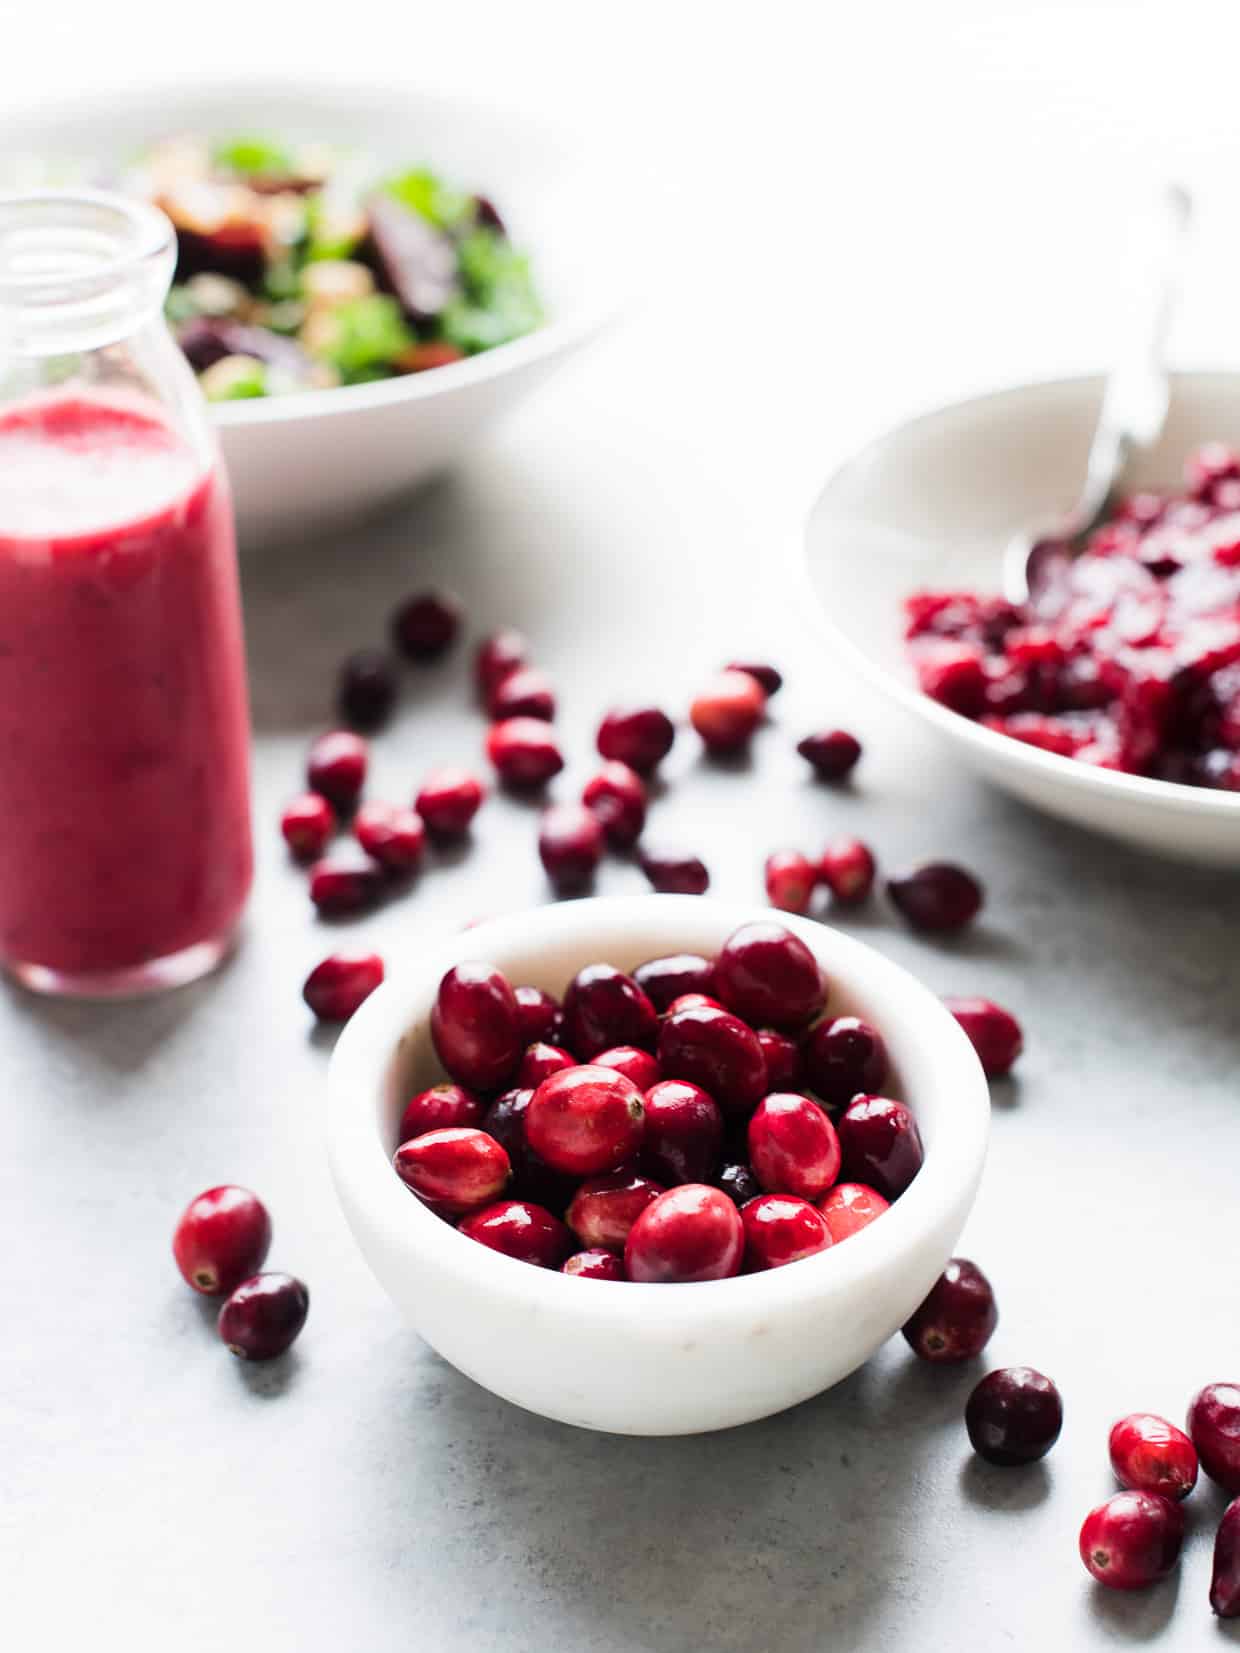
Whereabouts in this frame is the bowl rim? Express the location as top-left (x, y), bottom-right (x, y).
top-left (797, 366), bottom-right (1240, 821)
top-left (327, 895), bottom-right (990, 1328)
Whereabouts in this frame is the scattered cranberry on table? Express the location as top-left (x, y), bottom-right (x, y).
top-left (817, 1181), bottom-right (889, 1243)
top-left (637, 844), bottom-right (710, 894)
top-left (566, 1173), bottom-right (663, 1250)
top-left (596, 705), bottom-right (675, 774)
top-left (1079, 1490), bottom-right (1185, 1591)
top-left (562, 963), bottom-right (659, 1058)
top-left (748, 1093), bottom-right (841, 1202)
top-left (488, 664), bottom-right (555, 722)
top-left (803, 1016), bottom-right (888, 1111)
top-left (640, 1078), bottom-right (724, 1185)
top-left (1108, 1413), bottom-right (1198, 1500)
top-left (415, 767), bottom-right (485, 837)
top-left (581, 762), bottom-right (647, 847)
top-left (525, 1065), bottom-right (645, 1176)
top-left (217, 1272), bottom-right (309, 1361)
top-left (837, 1095), bottom-right (924, 1200)
top-left (281, 792), bottom-right (335, 861)
top-left (902, 1258), bottom-right (998, 1362)
top-left (393, 1126), bottom-right (511, 1214)
top-left (797, 728), bottom-right (862, 781)
top-left (887, 861), bottom-right (984, 933)
top-left (945, 996), bottom-right (1023, 1077)
top-left (398, 1082), bottom-right (483, 1141)
top-left (302, 950), bottom-right (385, 1021)
top-left (457, 1199), bottom-right (573, 1268)
top-left (965, 1366), bottom-right (1063, 1465)
top-left (1212, 1499), bottom-right (1240, 1618)
top-left (764, 850), bottom-right (816, 915)
top-left (306, 729), bottom-right (367, 812)
top-left (430, 962), bottom-right (523, 1091)
top-left (337, 649), bottom-right (398, 731)
top-left (173, 1185), bottom-right (272, 1296)
top-left (538, 802), bottom-right (604, 895)
top-left (391, 589), bottom-right (461, 661)
top-left (486, 717), bottom-right (565, 788)
top-left (691, 669), bottom-right (767, 753)
top-left (308, 848), bottom-right (386, 916)
top-left (741, 1192), bottom-right (832, 1271)
top-left (1188, 1382), bottom-right (1240, 1493)
top-left (352, 802), bottom-right (426, 876)
top-left (818, 836), bottom-right (876, 905)
top-left (625, 1184), bottom-right (745, 1283)
top-left (726, 660), bottom-right (782, 697)
top-left (562, 1248), bottom-right (626, 1281)
top-left (475, 627), bottom-right (528, 697)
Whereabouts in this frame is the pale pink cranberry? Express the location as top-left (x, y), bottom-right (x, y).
top-left (562, 1249), bottom-right (626, 1281)
top-left (475, 628), bottom-right (528, 696)
top-left (713, 920), bottom-right (824, 1031)
top-left (658, 1002), bottom-right (768, 1114)
top-left (430, 962), bottom-right (522, 1091)
top-left (797, 729), bottom-right (861, 780)
top-left (747, 1093), bottom-right (841, 1201)
top-left (513, 985), bottom-right (560, 1044)
top-left (755, 1028), bottom-right (802, 1091)
top-left (489, 665), bottom-right (555, 722)
top-left (596, 706), bottom-right (675, 774)
top-left (818, 836), bottom-right (876, 904)
top-left (526, 1066), bottom-right (645, 1176)
top-left (307, 729), bottom-right (367, 812)
top-left (1079, 1491), bottom-right (1184, 1590)
top-left (593, 1046), bottom-right (661, 1089)
top-left (308, 849), bottom-right (385, 916)
top-left (817, 1182), bottom-right (889, 1243)
top-left (582, 762), bottom-right (647, 847)
top-left (902, 1259), bottom-right (998, 1362)
top-left (632, 953), bottom-right (716, 1011)
top-left (217, 1273), bottom-right (309, 1361)
top-left (415, 768), bottom-right (485, 836)
top-left (538, 803), bottom-right (604, 894)
top-left (638, 845), bottom-right (710, 894)
top-left (302, 951), bottom-right (385, 1021)
top-left (172, 1186), bottom-right (271, 1296)
top-left (281, 793), bottom-right (335, 860)
top-left (517, 1042), bottom-right (576, 1087)
top-left (566, 1173), bottom-right (663, 1250)
top-left (391, 589), bottom-right (461, 660)
top-left (487, 717), bottom-right (565, 788)
top-left (562, 964), bottom-right (659, 1058)
top-left (741, 1193), bottom-right (832, 1271)
top-left (1109, 1415), bottom-right (1198, 1501)
top-left (393, 1127), bottom-right (511, 1213)
top-left (397, 1083), bottom-right (483, 1142)
top-left (640, 1079), bottom-right (724, 1185)
top-left (764, 850), bottom-right (816, 914)
top-left (353, 802), bottom-right (426, 875)
top-left (458, 1200), bottom-right (573, 1269)
top-left (625, 1184), bottom-right (744, 1283)
top-left (691, 669), bottom-right (766, 752)
top-left (945, 997), bottom-right (1023, 1076)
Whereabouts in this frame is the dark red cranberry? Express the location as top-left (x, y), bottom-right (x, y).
top-left (665, 992), bottom-right (724, 1014)
top-left (741, 1193), bottom-right (832, 1271)
top-left (726, 660), bottom-right (782, 697)
top-left (640, 1079), bottom-right (724, 1185)
top-left (625, 1184), bottom-right (744, 1283)
top-left (430, 962), bottom-right (522, 1091)
top-left (714, 920), bottom-right (824, 1031)
top-left (764, 851), bottom-right (816, 915)
top-left (888, 862), bottom-right (983, 932)
top-left (526, 1065), bottom-right (645, 1176)
top-left (487, 717), bottom-right (564, 788)
top-left (596, 706), bottom-right (675, 774)
top-left (302, 951), bottom-right (384, 1020)
top-left (748, 1093), bottom-right (841, 1201)
top-left (172, 1185), bottom-right (271, 1296)
top-left (798, 729), bottom-right (862, 780)
top-left (391, 589), bottom-right (461, 660)
top-left (818, 836), bottom-right (876, 904)
top-left (817, 1181), bottom-right (889, 1243)
top-left (353, 802), bottom-right (426, 875)
top-left (755, 1028), bottom-right (802, 1091)
top-left (915, 641), bottom-right (987, 716)
top-left (1211, 1498), bottom-right (1240, 1617)
top-left (1109, 1414), bottom-right (1198, 1500)
top-left (637, 845), bottom-right (710, 894)
top-left (562, 1248), bottom-right (626, 1281)
top-left (488, 665), bottom-right (555, 722)
top-left (717, 1162), bottom-right (762, 1207)
top-left (458, 1200), bottom-right (573, 1269)
top-left (397, 1083), bottom-right (483, 1142)
top-left (633, 953), bottom-right (717, 1011)
top-left (474, 628), bottom-right (528, 696)
top-left (1188, 1383), bottom-right (1240, 1493)
top-left (309, 848), bottom-right (386, 915)
top-left (307, 729), bottom-right (367, 812)
top-left (415, 767), bottom-right (485, 836)
top-left (593, 1046), bottom-right (661, 1089)
top-left (581, 762), bottom-right (647, 847)
top-left (281, 792), bottom-right (335, 860)
top-left (538, 803), bottom-right (604, 895)
top-left (837, 1096), bottom-right (924, 1200)
top-left (803, 1016), bottom-right (888, 1110)
top-left (393, 1126), bottom-right (510, 1213)
top-left (658, 1003), bottom-right (768, 1115)
top-left (217, 1272), bottom-right (309, 1361)
top-left (512, 985), bottom-right (560, 1044)
top-left (337, 649), bottom-right (398, 731)
top-left (1079, 1491), bottom-right (1184, 1590)
top-left (966, 1367), bottom-right (1063, 1465)
top-left (945, 997), bottom-right (1023, 1077)
top-left (691, 669), bottom-right (766, 752)
top-left (481, 1087), bottom-right (576, 1213)
top-left (902, 1258), bottom-right (998, 1362)
top-left (566, 1173), bottom-right (663, 1249)
top-left (562, 964), bottom-right (659, 1058)
top-left (517, 1042), bottom-right (576, 1087)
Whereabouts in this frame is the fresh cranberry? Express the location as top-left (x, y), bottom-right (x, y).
top-left (353, 802), bottom-right (426, 875)
top-left (837, 1096), bottom-right (924, 1200)
top-left (741, 1193), bottom-right (832, 1271)
top-left (755, 1028), bottom-right (802, 1091)
top-left (393, 1126), bottom-right (511, 1213)
top-left (302, 951), bottom-right (384, 1021)
top-left (726, 660), bottom-right (782, 697)
top-left (581, 762), bottom-right (647, 847)
top-left (691, 669), bottom-right (766, 753)
top-left (596, 706), bottom-right (675, 774)
top-left (430, 962), bottom-right (522, 1091)
top-left (488, 665), bottom-right (555, 722)
top-left (714, 920), bottom-right (824, 1031)
top-left (902, 1259), bottom-right (998, 1362)
top-left (638, 845), bottom-right (710, 894)
top-left (797, 729), bottom-right (862, 780)
top-left (562, 964), bottom-right (659, 1058)
top-left (458, 1200), bottom-right (573, 1268)
top-left (658, 1002), bottom-right (768, 1114)
top-left (415, 767), bottom-right (485, 836)
top-left (593, 1046), bottom-right (661, 1089)
top-left (966, 1367), bottom-right (1063, 1465)
top-left (1109, 1414), bottom-right (1198, 1500)
top-left (915, 641), bottom-right (988, 716)
top-left (1186, 441), bottom-right (1240, 500)
top-left (818, 836), bottom-right (876, 905)
top-left (562, 1249), bottom-right (626, 1281)
top-left (391, 589), bottom-right (461, 660)
top-left (802, 1016), bottom-right (888, 1110)
top-left (487, 717), bottom-right (564, 788)
top-left (538, 803), bottom-right (604, 894)
top-left (665, 992), bottom-right (725, 1014)
top-left (474, 628), bottom-right (528, 697)
top-left (640, 1079), bottom-right (724, 1184)
top-left (482, 1088), bottom-right (576, 1213)
top-left (1212, 1499), bottom-right (1240, 1617)
top-left (526, 1065), bottom-right (645, 1176)
top-left (306, 729), bottom-right (367, 812)
top-left (566, 1173), bottom-right (663, 1249)
top-left (625, 1184), bottom-right (744, 1283)
top-left (747, 1093), bottom-right (841, 1201)
top-left (945, 997), bottom-right (1023, 1077)
top-left (817, 1181), bottom-right (889, 1243)
top-left (1188, 1383), bottom-right (1240, 1493)
top-left (337, 649), bottom-right (398, 731)
top-left (517, 1042), bottom-right (576, 1087)
top-left (513, 985), bottom-right (560, 1044)
top-left (397, 1083), bottom-right (483, 1142)
top-left (1079, 1491), bottom-right (1184, 1590)
top-left (309, 848), bottom-right (385, 916)
top-left (217, 1273), bottom-right (309, 1361)
top-left (172, 1185), bottom-right (272, 1296)
top-left (764, 851), bottom-right (816, 915)
top-left (716, 1162), bottom-right (762, 1207)
top-left (888, 862), bottom-right (984, 932)
top-left (281, 792), bottom-right (335, 861)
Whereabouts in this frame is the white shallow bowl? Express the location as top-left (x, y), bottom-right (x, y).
top-left (802, 370), bottom-right (1240, 865)
top-left (0, 79), bottom-right (621, 549)
top-left (328, 896), bottom-right (989, 1436)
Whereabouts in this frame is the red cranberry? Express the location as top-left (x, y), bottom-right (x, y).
top-left (307, 729), bottom-right (367, 812)
top-left (538, 803), bottom-right (604, 895)
top-left (488, 665), bottom-right (555, 722)
top-left (966, 1367), bottom-right (1063, 1465)
top-left (353, 802), bottom-right (426, 875)
top-left (817, 1181), bottom-right (889, 1243)
top-left (562, 964), bottom-right (659, 1058)
top-left (526, 1065), bottom-right (645, 1176)
top-left (475, 628), bottom-right (528, 696)
top-left (172, 1185), bottom-right (272, 1296)
top-left (666, 992), bottom-right (724, 1014)
top-left (1212, 1498), bottom-right (1240, 1617)
top-left (393, 1126), bottom-right (510, 1213)
top-left (391, 589), bottom-right (461, 660)
top-left (837, 1096), bottom-right (924, 1200)
top-left (430, 962), bottom-right (522, 1091)
top-left (593, 1045), bottom-right (661, 1089)
top-left (1109, 1414), bottom-right (1198, 1500)
top-left (902, 1258), bottom-right (998, 1362)
top-left (748, 1093), bottom-right (841, 1201)
top-left (487, 717), bottom-right (564, 788)
top-left (337, 649), bottom-right (398, 731)
top-left (717, 1162), bottom-right (762, 1207)
top-left (217, 1272), bottom-right (309, 1361)
top-left (658, 1003), bottom-right (768, 1115)
top-left (915, 641), bottom-right (988, 716)
top-left (818, 836), bottom-right (876, 904)
top-left (597, 706), bottom-right (675, 774)
top-left (638, 845), bottom-right (710, 894)
top-left (798, 729), bottom-right (862, 780)
top-left (1079, 1491), bottom-right (1184, 1590)
top-left (482, 1087), bottom-right (576, 1213)
top-left (755, 1028), bottom-right (802, 1091)
top-left (397, 1083), bottom-right (483, 1142)
top-left (714, 920), bottom-right (824, 1031)
top-left (281, 792), bottom-right (335, 860)
top-left (764, 851), bottom-right (816, 915)
top-left (633, 953), bottom-right (717, 1011)
top-left (803, 1016), bottom-right (888, 1110)
top-left (562, 1249), bottom-right (626, 1281)
top-left (888, 861), bottom-right (983, 932)
top-left (726, 660), bottom-right (782, 697)
top-left (625, 1184), bottom-right (744, 1283)
top-left (302, 951), bottom-right (384, 1021)
top-left (581, 762), bottom-right (647, 847)
top-left (1186, 441), bottom-right (1240, 500)
top-left (415, 767), bottom-right (485, 836)
top-left (458, 1200), bottom-right (573, 1269)
top-left (945, 997), bottom-right (1023, 1077)
top-left (1188, 1383), bottom-right (1240, 1493)
top-left (741, 1193), bottom-right (832, 1271)
top-left (566, 1173), bottom-right (663, 1249)
top-left (691, 669), bottom-right (766, 753)
top-left (513, 985), bottom-right (560, 1044)
top-left (517, 1042), bottom-right (576, 1087)
top-left (640, 1079), bottom-right (724, 1185)
top-left (309, 848), bottom-right (385, 916)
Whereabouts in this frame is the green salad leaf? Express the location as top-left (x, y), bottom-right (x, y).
top-left (440, 228), bottom-right (543, 353)
top-left (382, 168), bottom-right (471, 231)
top-left (212, 136), bottom-right (295, 178)
top-left (202, 359), bottom-right (268, 401)
top-left (310, 294), bottom-right (414, 381)
top-left (303, 192), bottom-right (366, 264)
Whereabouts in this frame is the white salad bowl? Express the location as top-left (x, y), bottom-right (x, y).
top-left (327, 896), bottom-right (990, 1436)
top-left (0, 78), bottom-right (623, 548)
top-left (801, 370), bottom-right (1240, 866)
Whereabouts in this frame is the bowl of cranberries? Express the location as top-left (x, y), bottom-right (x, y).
top-left (327, 896), bottom-right (989, 1434)
top-left (802, 371), bottom-right (1240, 864)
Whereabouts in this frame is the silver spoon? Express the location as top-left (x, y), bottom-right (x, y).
top-left (1003, 183), bottom-right (1192, 608)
